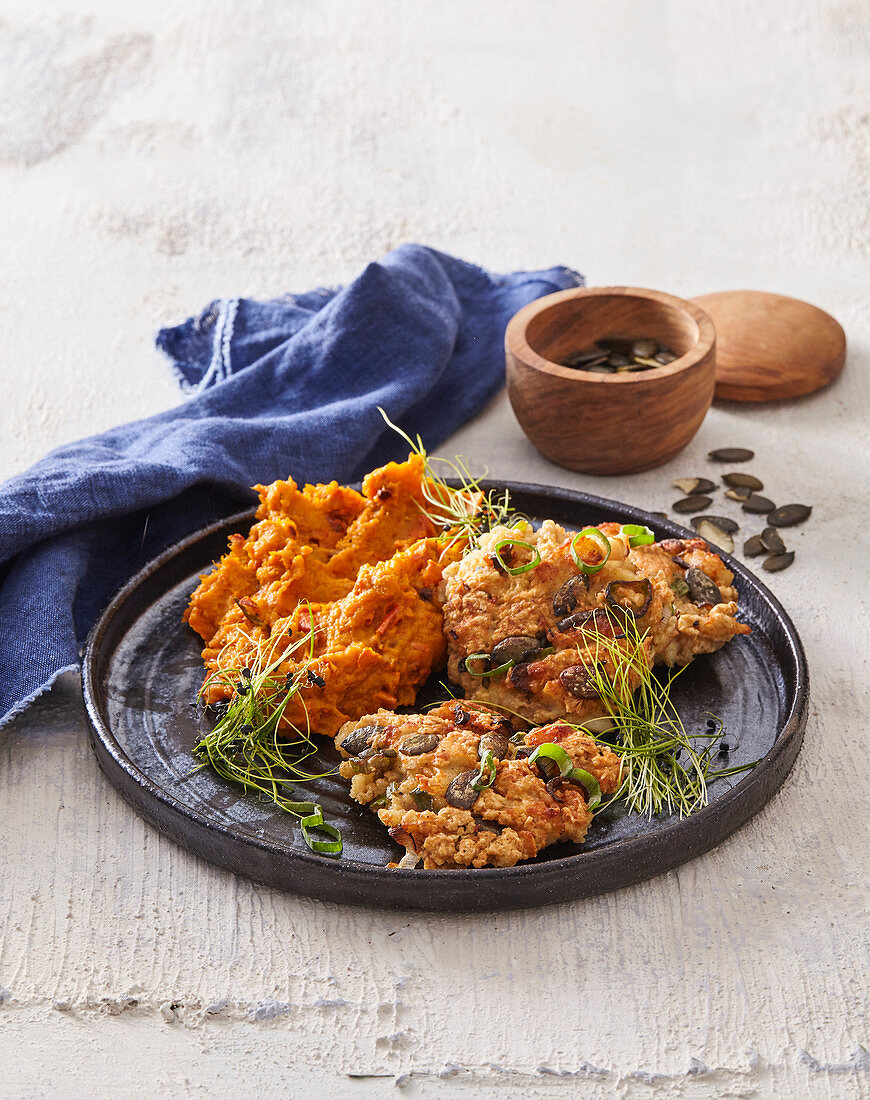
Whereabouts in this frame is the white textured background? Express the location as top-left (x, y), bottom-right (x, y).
top-left (1, 1), bottom-right (868, 1097)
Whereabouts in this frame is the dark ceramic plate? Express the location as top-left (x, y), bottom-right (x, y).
top-left (82, 482), bottom-right (808, 912)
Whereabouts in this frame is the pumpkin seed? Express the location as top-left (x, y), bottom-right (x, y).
top-left (685, 566), bottom-right (721, 606)
top-left (607, 353), bottom-right (631, 367)
top-left (399, 733), bottom-right (440, 756)
top-left (722, 472), bottom-right (764, 491)
top-left (340, 724), bottom-right (386, 756)
top-left (559, 663), bottom-right (600, 699)
top-left (760, 527), bottom-right (786, 554)
top-left (672, 477), bottom-right (716, 495)
top-left (742, 495), bottom-right (776, 515)
top-left (632, 338), bottom-right (658, 359)
top-left (767, 504), bottom-right (812, 527)
top-left (586, 364), bottom-right (614, 374)
top-left (445, 771), bottom-right (480, 810)
top-left (672, 495), bottom-right (713, 514)
top-left (695, 520), bottom-right (734, 554)
top-left (655, 349), bottom-right (677, 364)
top-left (762, 552), bottom-right (795, 573)
top-left (491, 635), bottom-right (543, 667)
top-left (708, 448), bottom-right (754, 462)
top-left (690, 515), bottom-right (739, 534)
top-left (563, 349), bottom-right (609, 368)
top-left (479, 731), bottom-right (510, 760)
top-left (725, 486), bottom-right (752, 502)
top-left (743, 534), bottom-right (766, 557)
top-left (557, 607), bottom-right (624, 639)
top-left (552, 575), bottom-right (589, 618)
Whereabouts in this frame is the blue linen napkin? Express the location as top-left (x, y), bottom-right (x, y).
top-left (0, 244), bottom-right (582, 729)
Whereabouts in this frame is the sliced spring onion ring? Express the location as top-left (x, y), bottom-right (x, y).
top-left (528, 743), bottom-right (573, 777)
top-left (471, 749), bottom-right (497, 791)
top-left (528, 744), bottom-right (602, 808)
top-left (492, 537), bottom-right (542, 576)
top-left (570, 528), bottom-right (611, 574)
top-left (623, 523), bottom-right (655, 547)
top-left (568, 768), bottom-right (602, 810)
top-left (464, 652), bottom-right (514, 679)
top-left (300, 806), bottom-right (343, 855)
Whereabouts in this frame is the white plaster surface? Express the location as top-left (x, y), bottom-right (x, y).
top-left (1, 1), bottom-right (868, 1096)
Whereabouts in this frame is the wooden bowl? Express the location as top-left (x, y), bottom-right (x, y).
top-left (505, 287), bottom-right (716, 475)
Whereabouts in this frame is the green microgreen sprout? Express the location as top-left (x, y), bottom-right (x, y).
top-left (574, 611), bottom-right (758, 819)
top-left (377, 406), bottom-right (522, 552)
top-left (192, 607), bottom-right (342, 856)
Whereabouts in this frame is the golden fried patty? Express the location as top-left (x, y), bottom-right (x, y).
top-left (439, 521), bottom-right (750, 727)
top-left (336, 701), bottom-right (622, 869)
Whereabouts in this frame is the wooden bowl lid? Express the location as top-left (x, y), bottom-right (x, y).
top-left (691, 290), bottom-right (846, 402)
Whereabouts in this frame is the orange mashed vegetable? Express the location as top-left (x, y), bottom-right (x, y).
top-left (185, 455), bottom-right (461, 737)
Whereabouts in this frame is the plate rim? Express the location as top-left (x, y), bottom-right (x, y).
top-left (82, 480), bottom-right (809, 907)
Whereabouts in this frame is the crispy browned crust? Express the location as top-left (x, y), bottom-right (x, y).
top-left (439, 521), bottom-right (750, 726)
top-left (336, 701), bottom-right (622, 869)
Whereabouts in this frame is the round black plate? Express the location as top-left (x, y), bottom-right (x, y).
top-left (82, 482), bottom-right (808, 912)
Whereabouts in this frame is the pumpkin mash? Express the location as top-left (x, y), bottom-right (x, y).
top-left (185, 455), bottom-right (461, 737)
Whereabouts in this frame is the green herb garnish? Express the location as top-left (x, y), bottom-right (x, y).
top-left (623, 523), bottom-right (655, 547)
top-left (193, 611), bottom-right (342, 856)
top-left (378, 407), bottom-right (521, 551)
top-left (579, 612), bottom-right (757, 818)
top-left (471, 749), bottom-right (497, 791)
top-left (464, 652), bottom-right (513, 679)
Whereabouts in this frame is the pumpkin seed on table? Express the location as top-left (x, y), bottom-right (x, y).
top-left (708, 448), bottom-right (754, 463)
top-left (761, 527), bottom-right (786, 554)
top-left (768, 504), bottom-right (812, 527)
top-left (742, 495), bottom-right (776, 515)
top-left (672, 477), bottom-right (717, 495)
top-left (744, 534), bottom-right (766, 557)
top-left (722, 472), bottom-right (764, 491)
top-left (672, 495), bottom-right (713, 514)
top-left (690, 514), bottom-right (739, 534)
top-left (696, 520), bottom-right (734, 554)
top-left (763, 552), bottom-right (795, 573)
top-left (725, 486), bottom-right (753, 502)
